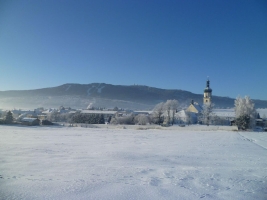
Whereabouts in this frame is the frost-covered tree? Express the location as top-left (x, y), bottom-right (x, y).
top-left (199, 103), bottom-right (214, 126)
top-left (164, 100), bottom-right (178, 125)
top-left (153, 100), bottom-right (178, 125)
top-left (185, 111), bottom-right (191, 125)
top-left (164, 100), bottom-right (172, 125)
top-left (234, 96), bottom-right (256, 130)
top-left (152, 102), bottom-right (165, 125)
top-left (134, 114), bottom-right (150, 125)
top-left (170, 100), bottom-right (178, 125)
top-left (235, 115), bottom-right (250, 130)
top-left (110, 114), bottom-right (135, 125)
top-left (47, 111), bottom-right (61, 122)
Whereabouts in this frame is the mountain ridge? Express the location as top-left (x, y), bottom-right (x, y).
top-left (0, 83), bottom-right (266, 110)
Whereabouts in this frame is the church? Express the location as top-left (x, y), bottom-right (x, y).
top-left (187, 79), bottom-right (212, 113)
top-left (175, 79), bottom-right (243, 126)
top-left (176, 79), bottom-right (213, 124)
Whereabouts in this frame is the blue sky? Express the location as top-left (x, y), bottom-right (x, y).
top-left (0, 0), bottom-right (266, 100)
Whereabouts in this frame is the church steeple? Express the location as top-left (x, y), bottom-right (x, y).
top-left (206, 79), bottom-right (210, 88)
top-left (203, 78), bottom-right (212, 104)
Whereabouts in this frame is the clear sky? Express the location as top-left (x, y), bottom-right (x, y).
top-left (0, 0), bottom-right (266, 100)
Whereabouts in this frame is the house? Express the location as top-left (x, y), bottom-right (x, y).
top-left (175, 109), bottom-right (198, 124)
top-left (42, 108), bottom-right (57, 115)
top-left (41, 119), bottom-right (53, 125)
top-left (175, 110), bottom-right (188, 124)
top-left (185, 100), bottom-right (203, 124)
top-left (212, 109), bottom-right (235, 125)
top-left (255, 113), bottom-right (267, 127)
top-left (21, 118), bottom-right (40, 126)
top-left (187, 100), bottom-right (202, 114)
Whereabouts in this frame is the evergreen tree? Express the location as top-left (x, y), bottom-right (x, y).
top-left (99, 114), bottom-right (105, 124)
top-left (107, 116), bottom-right (112, 123)
top-left (5, 111), bottom-right (14, 124)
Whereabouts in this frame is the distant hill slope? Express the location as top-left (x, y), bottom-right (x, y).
top-left (0, 83), bottom-right (267, 110)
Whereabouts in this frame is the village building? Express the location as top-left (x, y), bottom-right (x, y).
top-left (21, 118), bottom-right (40, 126)
top-left (175, 110), bottom-right (188, 124)
top-left (212, 109), bottom-right (235, 125)
top-left (41, 119), bottom-right (53, 125)
top-left (187, 100), bottom-right (203, 114)
top-left (183, 100), bottom-right (202, 124)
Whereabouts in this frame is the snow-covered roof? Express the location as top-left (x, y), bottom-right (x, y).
top-left (193, 103), bottom-right (203, 113)
top-left (42, 109), bottom-right (56, 114)
top-left (257, 109), bottom-right (267, 118)
top-left (175, 110), bottom-right (187, 118)
top-left (21, 118), bottom-right (39, 122)
top-left (11, 110), bottom-right (38, 114)
top-left (213, 109), bottom-right (235, 118)
top-left (11, 110), bottom-right (24, 114)
top-left (187, 102), bottom-right (202, 113)
top-left (133, 111), bottom-right (153, 115)
top-left (80, 110), bottom-right (117, 115)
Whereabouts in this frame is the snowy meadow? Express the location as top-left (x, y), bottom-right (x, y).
top-left (0, 126), bottom-right (266, 200)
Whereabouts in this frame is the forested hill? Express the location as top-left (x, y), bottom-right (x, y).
top-left (0, 83), bottom-right (267, 109)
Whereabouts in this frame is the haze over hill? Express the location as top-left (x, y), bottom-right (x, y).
top-left (0, 83), bottom-right (267, 110)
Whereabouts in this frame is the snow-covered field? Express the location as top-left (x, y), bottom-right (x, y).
top-left (0, 126), bottom-right (266, 200)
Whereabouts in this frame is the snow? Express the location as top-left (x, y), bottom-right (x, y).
top-left (87, 87), bottom-right (92, 96)
top-left (239, 132), bottom-right (267, 149)
top-left (97, 86), bottom-right (105, 94)
top-left (0, 126), bottom-right (266, 200)
top-left (86, 85), bottom-right (105, 96)
top-left (65, 85), bottom-right (71, 91)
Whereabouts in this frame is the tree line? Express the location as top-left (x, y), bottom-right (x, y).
top-left (0, 96), bottom-right (262, 130)
top-left (71, 113), bottom-right (105, 124)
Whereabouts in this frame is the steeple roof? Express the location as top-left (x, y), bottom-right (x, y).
top-left (204, 79), bottom-right (212, 93)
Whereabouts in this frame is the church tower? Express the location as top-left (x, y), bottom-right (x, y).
top-left (203, 79), bottom-right (212, 104)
